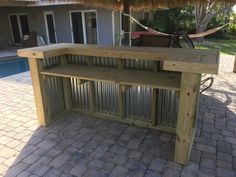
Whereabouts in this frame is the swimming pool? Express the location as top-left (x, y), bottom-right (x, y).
top-left (0, 57), bottom-right (29, 78)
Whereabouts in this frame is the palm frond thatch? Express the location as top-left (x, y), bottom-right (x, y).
top-left (59, 0), bottom-right (236, 10)
top-left (1, 0), bottom-right (235, 9)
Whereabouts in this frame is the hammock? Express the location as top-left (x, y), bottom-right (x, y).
top-left (123, 13), bottom-right (229, 38)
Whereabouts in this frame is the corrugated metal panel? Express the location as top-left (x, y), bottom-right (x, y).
top-left (94, 81), bottom-right (119, 116)
top-left (71, 79), bottom-right (90, 110)
top-left (157, 90), bottom-right (179, 128)
top-left (41, 57), bottom-right (65, 117)
top-left (44, 54), bottom-right (179, 128)
top-left (93, 57), bottom-right (117, 67)
top-left (125, 86), bottom-right (151, 120)
top-left (68, 54), bottom-right (87, 64)
top-left (125, 59), bottom-right (153, 71)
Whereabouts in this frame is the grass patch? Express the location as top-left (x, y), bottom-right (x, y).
top-left (195, 39), bottom-right (236, 55)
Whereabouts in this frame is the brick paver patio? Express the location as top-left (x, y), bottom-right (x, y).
top-left (0, 55), bottom-right (235, 177)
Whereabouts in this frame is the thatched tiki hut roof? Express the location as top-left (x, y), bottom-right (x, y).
top-left (70, 0), bottom-right (236, 10)
top-left (2, 0), bottom-right (235, 9)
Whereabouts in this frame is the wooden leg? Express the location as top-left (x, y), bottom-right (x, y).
top-left (118, 84), bottom-right (126, 119)
top-left (88, 81), bottom-right (96, 112)
top-left (233, 55), bottom-right (236, 73)
top-left (62, 78), bottom-right (72, 110)
top-left (28, 58), bottom-right (51, 126)
top-left (60, 56), bottom-right (72, 110)
top-left (151, 88), bottom-right (157, 125)
top-left (174, 72), bottom-right (201, 165)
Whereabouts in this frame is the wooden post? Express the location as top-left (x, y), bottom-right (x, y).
top-left (28, 58), bottom-right (51, 126)
top-left (118, 59), bottom-right (126, 119)
top-left (151, 61), bottom-right (159, 126)
top-left (88, 81), bottom-right (96, 112)
top-left (60, 56), bottom-right (73, 110)
top-left (87, 56), bottom-right (96, 112)
top-left (118, 84), bottom-right (125, 119)
top-left (233, 55), bottom-right (236, 73)
top-left (122, 0), bottom-right (130, 46)
top-left (174, 72), bottom-right (201, 164)
top-left (151, 88), bottom-right (157, 125)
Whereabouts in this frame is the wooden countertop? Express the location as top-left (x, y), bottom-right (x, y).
top-left (17, 43), bottom-right (219, 74)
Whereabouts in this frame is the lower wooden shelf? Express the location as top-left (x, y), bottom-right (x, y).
top-left (40, 64), bottom-right (181, 91)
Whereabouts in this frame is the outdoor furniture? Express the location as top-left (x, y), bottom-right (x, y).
top-left (18, 43), bottom-right (219, 165)
top-left (22, 31), bottom-right (37, 47)
top-left (132, 34), bottom-right (181, 48)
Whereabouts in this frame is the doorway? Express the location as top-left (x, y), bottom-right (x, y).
top-left (9, 14), bottom-right (29, 44)
top-left (44, 11), bottom-right (57, 44)
top-left (70, 10), bottom-right (98, 44)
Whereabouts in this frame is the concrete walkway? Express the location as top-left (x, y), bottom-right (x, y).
top-left (0, 55), bottom-right (235, 177)
top-left (0, 47), bottom-right (22, 60)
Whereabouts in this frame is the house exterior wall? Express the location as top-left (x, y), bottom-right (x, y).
top-left (0, 4), bottom-right (114, 47)
top-left (0, 8), bottom-right (12, 48)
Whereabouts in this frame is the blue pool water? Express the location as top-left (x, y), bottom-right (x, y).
top-left (0, 58), bottom-right (29, 78)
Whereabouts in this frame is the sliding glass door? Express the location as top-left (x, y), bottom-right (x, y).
top-left (44, 12), bottom-right (57, 44)
top-left (84, 11), bottom-right (98, 44)
top-left (70, 10), bottom-right (98, 44)
top-left (71, 12), bottom-right (84, 44)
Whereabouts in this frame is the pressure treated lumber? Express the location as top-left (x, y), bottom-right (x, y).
top-left (18, 43), bottom-right (220, 166)
top-left (28, 58), bottom-right (51, 126)
top-left (163, 52), bottom-right (220, 74)
top-left (60, 56), bottom-right (72, 110)
top-left (118, 84), bottom-right (126, 119)
top-left (174, 72), bottom-right (201, 164)
top-left (40, 64), bottom-right (181, 91)
top-left (151, 88), bottom-right (157, 126)
top-left (17, 43), bottom-right (219, 75)
top-left (75, 108), bottom-right (176, 134)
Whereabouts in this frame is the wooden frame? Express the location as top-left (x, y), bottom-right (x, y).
top-left (17, 43), bottom-right (220, 75)
top-left (112, 10), bottom-right (122, 46)
top-left (44, 11), bottom-right (58, 44)
top-left (8, 13), bottom-right (29, 44)
top-left (18, 43), bottom-right (219, 165)
top-left (69, 10), bottom-right (99, 44)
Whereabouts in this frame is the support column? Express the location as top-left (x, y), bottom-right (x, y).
top-left (151, 61), bottom-right (160, 126)
top-left (28, 58), bottom-right (51, 126)
top-left (60, 56), bottom-right (72, 110)
top-left (174, 72), bottom-right (201, 164)
top-left (118, 85), bottom-right (126, 119)
top-left (87, 56), bottom-right (96, 112)
top-left (118, 59), bottom-right (126, 119)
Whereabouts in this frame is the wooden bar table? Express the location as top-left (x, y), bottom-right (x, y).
top-left (18, 43), bottom-right (219, 165)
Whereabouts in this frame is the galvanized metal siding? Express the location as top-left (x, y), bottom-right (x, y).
top-left (157, 90), bottom-right (178, 128)
top-left (125, 86), bottom-right (151, 120)
top-left (41, 55), bottom-right (179, 128)
top-left (41, 57), bottom-right (65, 117)
top-left (67, 55), bottom-right (179, 128)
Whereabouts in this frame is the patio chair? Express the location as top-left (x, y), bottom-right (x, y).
top-left (22, 31), bottom-right (37, 47)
